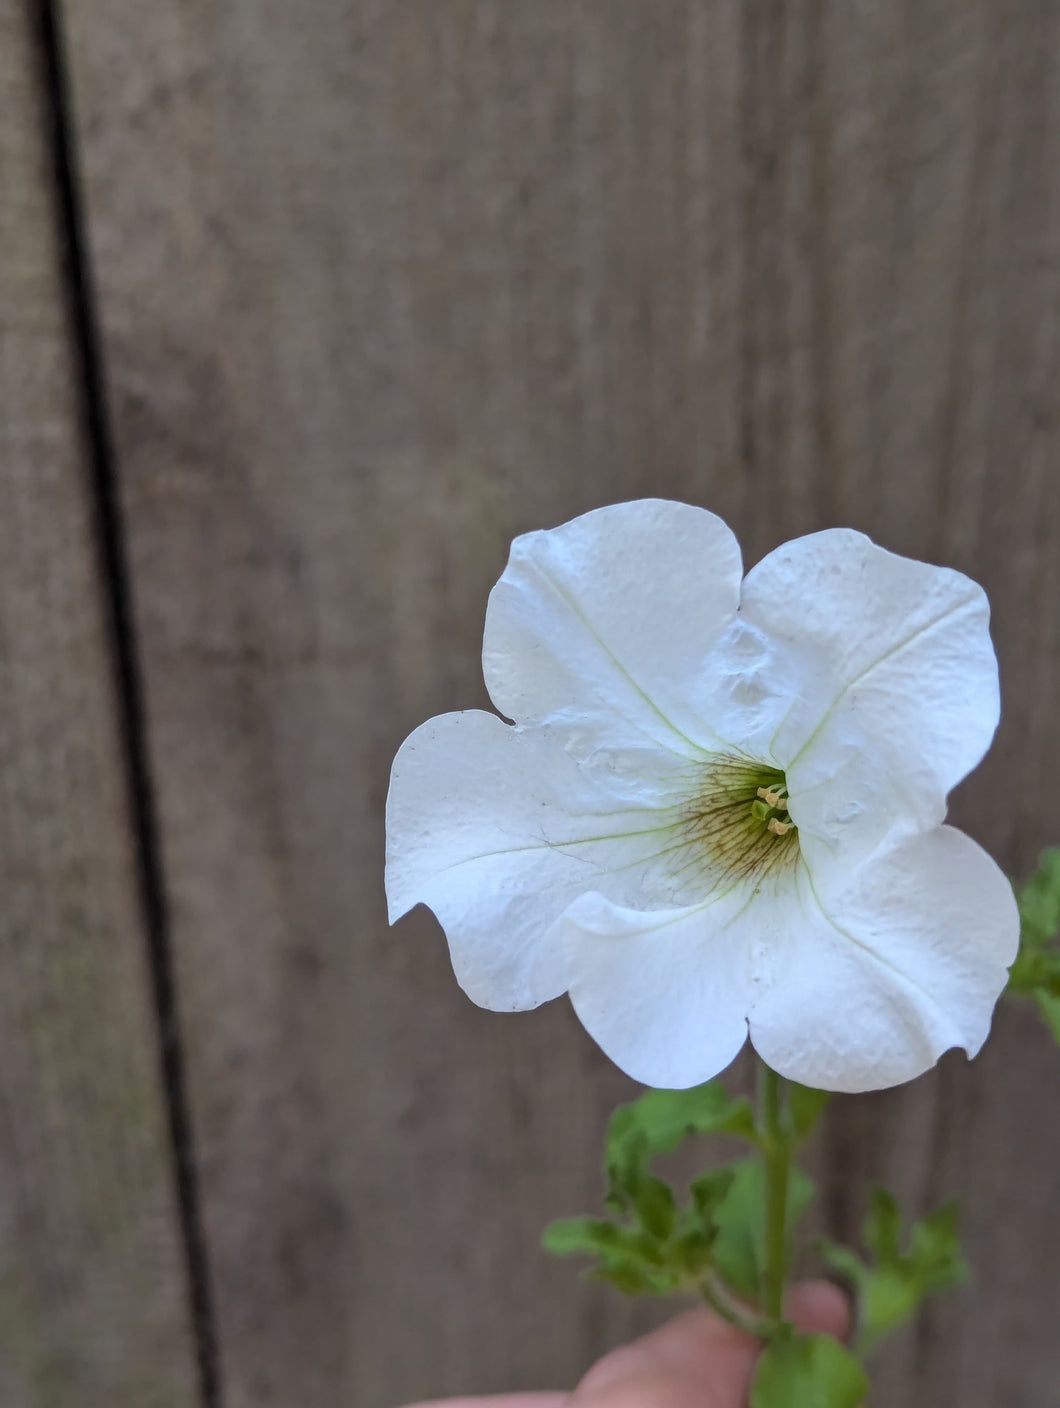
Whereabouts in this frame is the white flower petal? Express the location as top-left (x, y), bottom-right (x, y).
top-left (747, 827), bottom-right (1019, 1092)
top-left (385, 710), bottom-right (691, 1010)
top-left (740, 529), bottom-right (1000, 864)
top-left (687, 616), bottom-right (806, 764)
top-left (561, 890), bottom-right (755, 1088)
top-left (483, 500), bottom-right (742, 758)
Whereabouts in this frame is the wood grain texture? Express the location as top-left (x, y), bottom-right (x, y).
top-left (0, 3), bottom-right (199, 1404)
top-left (60, 2), bottom-right (1060, 1405)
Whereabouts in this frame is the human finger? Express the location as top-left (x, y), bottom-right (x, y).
top-left (570, 1279), bottom-right (850, 1408)
top-left (403, 1394), bottom-right (566, 1408)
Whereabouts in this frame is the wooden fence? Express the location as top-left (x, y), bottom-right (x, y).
top-left (3, 2), bottom-right (1060, 1404)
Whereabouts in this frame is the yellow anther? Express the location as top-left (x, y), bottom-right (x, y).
top-left (767, 817), bottom-right (793, 836)
top-left (757, 785), bottom-right (786, 809)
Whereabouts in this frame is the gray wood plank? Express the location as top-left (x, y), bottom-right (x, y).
top-left (61, 2), bottom-right (1060, 1405)
top-left (0, 3), bottom-right (200, 1405)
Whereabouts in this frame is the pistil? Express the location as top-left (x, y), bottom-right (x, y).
top-left (750, 785), bottom-right (794, 838)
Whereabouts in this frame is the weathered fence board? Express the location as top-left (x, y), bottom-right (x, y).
top-left (0, 3), bottom-right (199, 1404)
top-left (60, 2), bottom-right (1060, 1406)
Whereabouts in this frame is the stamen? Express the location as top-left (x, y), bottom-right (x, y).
top-left (756, 785), bottom-right (784, 807)
top-left (678, 755), bottom-right (799, 891)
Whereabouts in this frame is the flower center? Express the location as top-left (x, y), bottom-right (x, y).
top-left (679, 756), bottom-right (799, 890)
top-left (751, 783), bottom-right (794, 836)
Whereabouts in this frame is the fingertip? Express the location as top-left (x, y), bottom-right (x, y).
top-left (403, 1397), bottom-right (567, 1408)
top-left (570, 1283), bottom-right (852, 1408)
top-left (573, 1368), bottom-right (720, 1408)
top-left (572, 1308), bottom-right (758, 1405)
top-left (785, 1279), bottom-right (852, 1342)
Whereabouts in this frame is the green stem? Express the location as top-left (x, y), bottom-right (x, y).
top-left (698, 1270), bottom-right (774, 1341)
top-left (758, 1059), bottom-right (790, 1324)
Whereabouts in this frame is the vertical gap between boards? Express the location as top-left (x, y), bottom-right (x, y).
top-left (34, 5), bottom-right (223, 1405)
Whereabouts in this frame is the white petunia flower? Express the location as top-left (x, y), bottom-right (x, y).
top-left (385, 500), bottom-right (1019, 1093)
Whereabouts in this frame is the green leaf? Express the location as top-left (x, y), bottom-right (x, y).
top-left (862, 1187), bottom-right (901, 1263)
top-left (605, 1082), bottom-right (756, 1213)
top-left (712, 1158), bottom-right (816, 1302)
top-left (545, 1217), bottom-right (662, 1263)
top-left (1007, 850), bottom-right (1060, 1043)
top-left (631, 1175), bottom-right (677, 1241)
top-left (821, 1190), bottom-right (966, 1353)
top-left (905, 1202), bottom-right (966, 1310)
top-left (542, 1216), bottom-right (654, 1261)
top-left (1014, 848), bottom-right (1060, 949)
top-left (588, 1258), bottom-right (671, 1296)
top-left (542, 1216), bottom-right (677, 1296)
top-left (1036, 990), bottom-right (1060, 1043)
top-left (542, 1216), bottom-right (619, 1257)
top-left (787, 1083), bottom-right (831, 1142)
top-left (689, 1165), bottom-right (737, 1220)
top-left (815, 1242), bottom-right (865, 1285)
top-left (659, 1167), bottom-right (737, 1277)
top-left (605, 1083), bottom-right (756, 1206)
top-left (751, 1332), bottom-right (867, 1408)
top-left (711, 1160), bottom-right (764, 1300)
top-left (546, 1082), bottom-right (761, 1301)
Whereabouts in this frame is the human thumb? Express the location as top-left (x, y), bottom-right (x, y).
top-left (568, 1280), bottom-right (850, 1408)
